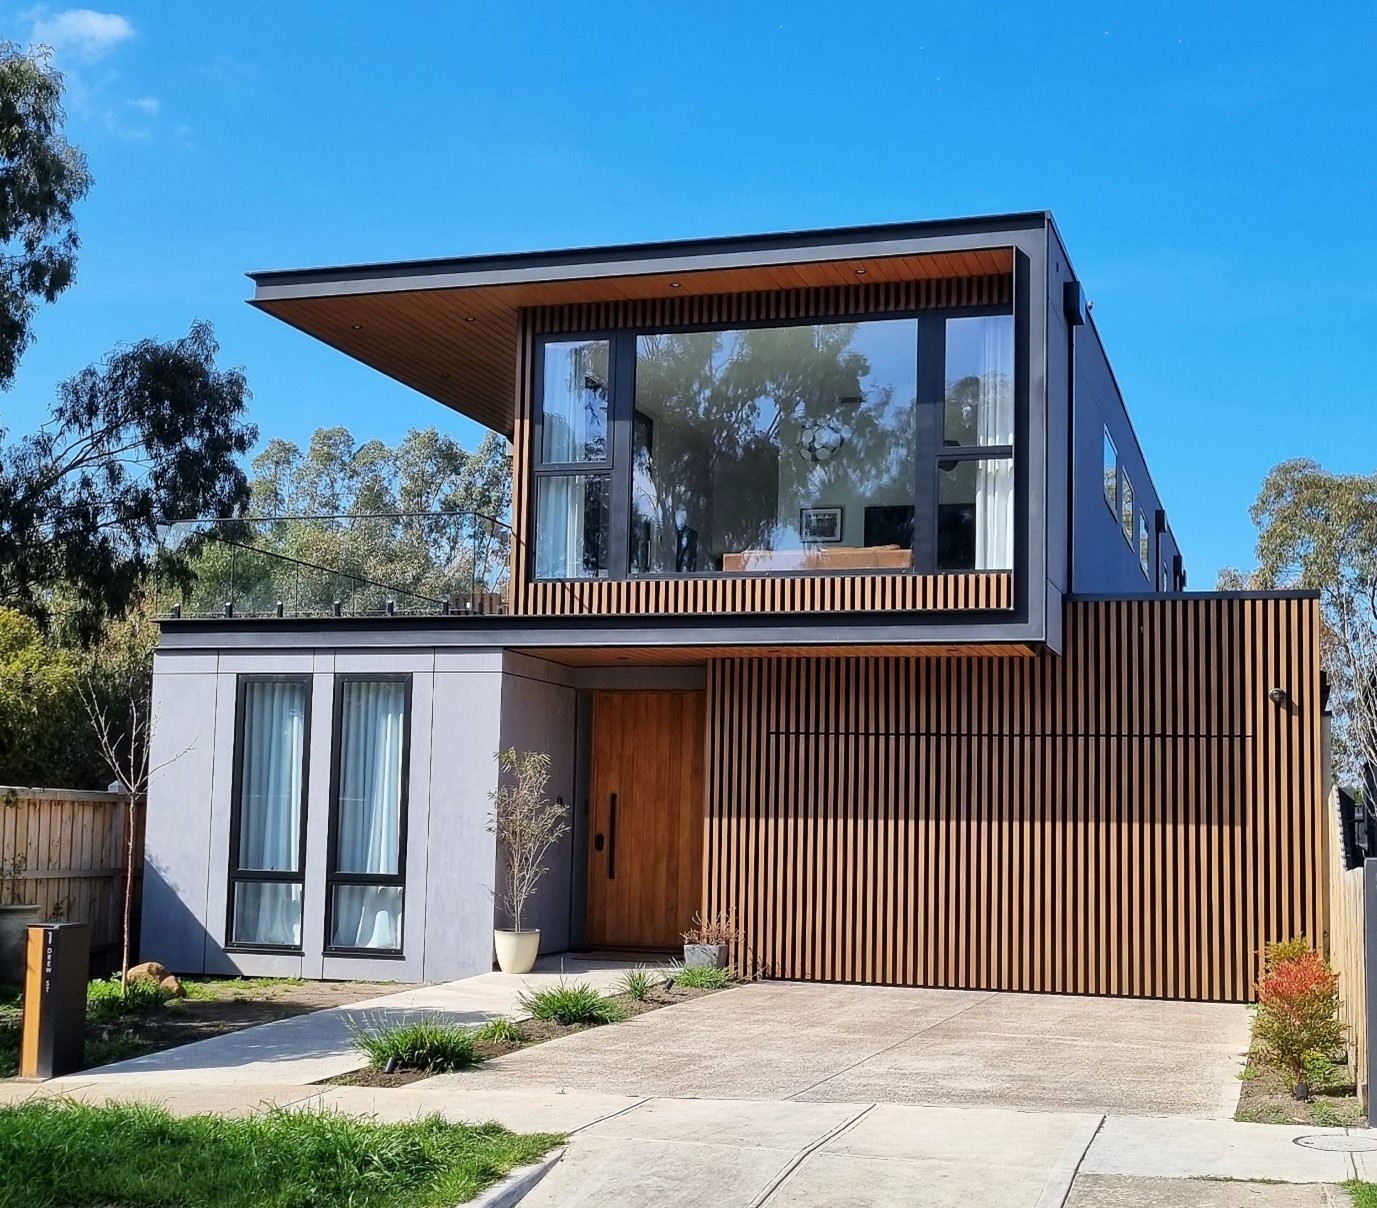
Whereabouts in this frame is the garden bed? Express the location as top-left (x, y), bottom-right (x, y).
top-left (0, 1098), bottom-right (558, 1208)
top-left (1234, 1047), bottom-right (1364, 1127)
top-left (325, 978), bottom-right (731, 1089)
top-left (0, 976), bottom-right (409, 1077)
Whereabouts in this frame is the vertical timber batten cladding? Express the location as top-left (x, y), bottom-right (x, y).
top-left (508, 274), bottom-right (1014, 619)
top-left (703, 597), bottom-right (1324, 1003)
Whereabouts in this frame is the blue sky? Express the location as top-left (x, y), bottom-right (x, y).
top-left (1, 1), bottom-right (1373, 585)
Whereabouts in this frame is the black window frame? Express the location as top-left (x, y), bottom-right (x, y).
top-left (225, 673), bottom-right (312, 955)
top-left (530, 334), bottom-right (621, 580)
top-left (529, 303), bottom-right (1016, 583)
top-left (323, 672), bottom-right (412, 959)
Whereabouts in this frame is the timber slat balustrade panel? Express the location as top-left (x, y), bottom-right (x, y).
top-left (519, 571), bottom-right (1012, 618)
top-left (703, 597), bottom-right (1325, 1002)
top-left (508, 277), bottom-right (1015, 619)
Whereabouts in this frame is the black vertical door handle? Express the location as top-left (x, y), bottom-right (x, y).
top-left (607, 793), bottom-right (617, 879)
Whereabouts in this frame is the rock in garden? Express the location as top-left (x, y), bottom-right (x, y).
top-left (126, 961), bottom-right (170, 984)
top-left (159, 975), bottom-right (185, 998)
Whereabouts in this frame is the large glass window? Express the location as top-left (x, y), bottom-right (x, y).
top-left (228, 678), bottom-right (309, 949)
top-left (327, 677), bottom-right (409, 953)
top-left (631, 319), bottom-right (918, 573)
top-left (531, 309), bottom-right (1017, 580)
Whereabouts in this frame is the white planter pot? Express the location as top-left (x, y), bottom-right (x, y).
top-left (0, 904), bottom-right (43, 984)
top-left (684, 942), bottom-right (729, 970)
top-left (494, 928), bottom-right (541, 974)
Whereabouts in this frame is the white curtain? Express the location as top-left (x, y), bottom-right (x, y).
top-left (974, 460), bottom-right (1015, 570)
top-left (535, 476), bottom-right (584, 579)
top-left (975, 318), bottom-right (1014, 446)
top-left (973, 317), bottom-right (1014, 569)
top-left (542, 342), bottom-right (605, 462)
top-left (331, 680), bottom-right (406, 949)
top-left (233, 681), bottom-right (306, 946)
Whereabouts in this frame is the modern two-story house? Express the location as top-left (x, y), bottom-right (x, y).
top-left (143, 212), bottom-right (1326, 1002)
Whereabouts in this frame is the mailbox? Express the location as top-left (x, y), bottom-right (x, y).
top-left (20, 923), bottom-right (89, 1079)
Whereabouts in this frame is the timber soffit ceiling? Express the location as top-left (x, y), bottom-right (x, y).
top-left (247, 213), bottom-right (1040, 436)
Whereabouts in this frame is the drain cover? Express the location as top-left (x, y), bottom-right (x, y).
top-left (1294, 1134), bottom-right (1377, 1152)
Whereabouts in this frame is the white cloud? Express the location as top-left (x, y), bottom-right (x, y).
top-left (129, 95), bottom-right (158, 116)
top-left (30, 9), bottom-right (134, 61)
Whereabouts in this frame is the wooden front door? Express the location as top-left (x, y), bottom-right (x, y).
top-left (586, 690), bottom-right (705, 948)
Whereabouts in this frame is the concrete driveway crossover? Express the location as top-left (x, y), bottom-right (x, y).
top-left (464, 982), bottom-right (1251, 1119)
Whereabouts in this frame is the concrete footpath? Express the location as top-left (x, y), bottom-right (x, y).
top-left (0, 960), bottom-right (1369, 1204)
top-left (0, 1077), bottom-right (1369, 1205)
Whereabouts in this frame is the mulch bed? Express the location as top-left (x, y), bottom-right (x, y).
top-left (322, 981), bottom-right (727, 1088)
top-left (1234, 1048), bottom-right (1364, 1127)
top-left (1, 979), bottom-right (409, 1079)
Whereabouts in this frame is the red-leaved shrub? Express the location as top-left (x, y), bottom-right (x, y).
top-left (1253, 949), bottom-right (1343, 1089)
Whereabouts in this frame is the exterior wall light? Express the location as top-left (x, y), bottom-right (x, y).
top-left (1268, 688), bottom-right (1290, 705)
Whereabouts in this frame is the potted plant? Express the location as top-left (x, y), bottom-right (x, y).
top-left (0, 852), bottom-right (42, 984)
top-left (487, 749), bottom-right (569, 974)
top-left (682, 912), bottom-right (737, 971)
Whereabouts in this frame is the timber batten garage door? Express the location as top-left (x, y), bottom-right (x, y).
top-left (703, 597), bottom-right (1324, 1002)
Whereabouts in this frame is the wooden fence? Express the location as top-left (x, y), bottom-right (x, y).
top-left (0, 787), bottom-right (141, 965)
top-left (1327, 784), bottom-right (1368, 1109)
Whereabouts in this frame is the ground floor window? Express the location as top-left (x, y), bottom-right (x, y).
top-left (228, 677), bottom-right (310, 950)
top-left (326, 676), bottom-right (410, 953)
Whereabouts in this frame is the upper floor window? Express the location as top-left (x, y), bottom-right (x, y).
top-left (1103, 428), bottom-right (1118, 514)
top-left (228, 677), bottom-right (310, 950)
top-left (1120, 473), bottom-right (1135, 543)
top-left (534, 340), bottom-right (612, 579)
top-left (1138, 512), bottom-right (1151, 577)
top-left (631, 318), bottom-right (919, 574)
top-left (532, 310), bottom-right (1016, 580)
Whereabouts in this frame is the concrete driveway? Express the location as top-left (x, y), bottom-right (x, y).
top-left (461, 982), bottom-right (1251, 1119)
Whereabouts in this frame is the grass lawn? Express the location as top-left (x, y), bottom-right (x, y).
top-left (1348, 1183), bottom-right (1377, 1208)
top-left (0, 1099), bottom-right (560, 1208)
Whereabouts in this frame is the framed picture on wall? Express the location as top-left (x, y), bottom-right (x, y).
top-left (800, 506), bottom-right (844, 543)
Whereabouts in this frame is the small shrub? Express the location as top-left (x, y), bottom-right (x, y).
top-left (517, 979), bottom-right (624, 1026)
top-left (477, 1016), bottom-right (523, 1046)
top-left (1302, 1049), bottom-right (1334, 1089)
top-left (681, 911), bottom-right (738, 947)
top-left (1253, 950), bottom-right (1344, 1093)
top-left (86, 976), bottom-right (169, 1021)
top-left (350, 1016), bottom-right (480, 1072)
top-left (618, 967), bottom-right (655, 1002)
top-left (672, 964), bottom-right (733, 991)
top-left (1264, 936), bottom-right (1314, 971)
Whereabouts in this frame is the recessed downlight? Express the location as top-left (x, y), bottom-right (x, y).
top-left (351, 323), bottom-right (363, 330)
top-left (670, 281), bottom-right (682, 288)
top-left (855, 268), bottom-right (867, 276)
top-left (465, 316), bottom-right (477, 322)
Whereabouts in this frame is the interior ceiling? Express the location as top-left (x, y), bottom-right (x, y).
top-left (252, 247), bottom-right (1014, 437)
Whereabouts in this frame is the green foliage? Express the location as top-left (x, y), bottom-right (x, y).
top-left (1230, 458), bottom-right (1377, 787)
top-left (476, 1016), bottom-right (523, 1046)
top-left (2, 322), bottom-right (256, 638)
top-left (1253, 949), bottom-right (1344, 1091)
top-left (1264, 936), bottom-right (1314, 971)
top-left (1350, 1182), bottom-right (1377, 1208)
top-left (350, 1016), bottom-right (481, 1072)
top-left (0, 44), bottom-right (92, 391)
top-left (0, 1100), bottom-right (560, 1208)
top-left (0, 609), bottom-right (82, 785)
top-left (0, 601), bottom-right (158, 789)
top-left (516, 979), bottom-right (624, 1026)
top-left (178, 426), bottom-right (511, 617)
top-left (617, 967), bottom-right (656, 1002)
top-left (85, 974), bottom-right (170, 1021)
top-left (671, 964), bottom-right (734, 991)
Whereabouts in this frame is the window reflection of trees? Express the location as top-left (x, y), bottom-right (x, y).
top-left (631, 321), bottom-right (917, 573)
